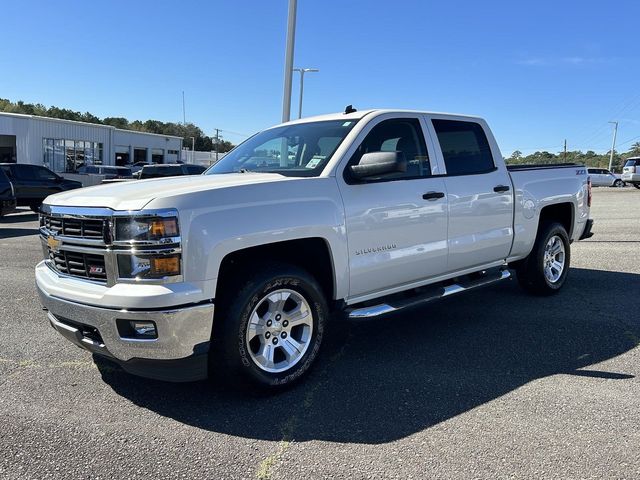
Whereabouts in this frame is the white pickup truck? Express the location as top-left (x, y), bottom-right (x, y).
top-left (36, 108), bottom-right (594, 388)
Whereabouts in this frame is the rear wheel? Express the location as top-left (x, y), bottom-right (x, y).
top-left (212, 263), bottom-right (327, 389)
top-left (516, 222), bottom-right (571, 295)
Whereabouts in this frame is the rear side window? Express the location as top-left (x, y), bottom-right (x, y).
top-left (0, 168), bottom-right (9, 185)
top-left (432, 120), bottom-right (495, 175)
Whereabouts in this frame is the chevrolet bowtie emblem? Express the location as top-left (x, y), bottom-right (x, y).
top-left (47, 235), bottom-right (61, 252)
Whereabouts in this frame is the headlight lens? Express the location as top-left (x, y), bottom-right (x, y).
top-left (115, 216), bottom-right (179, 243)
top-left (117, 254), bottom-right (181, 279)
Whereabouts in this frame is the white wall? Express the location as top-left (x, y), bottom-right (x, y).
top-left (0, 112), bottom-right (182, 170)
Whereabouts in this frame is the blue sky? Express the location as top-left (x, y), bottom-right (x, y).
top-left (1, 0), bottom-right (639, 155)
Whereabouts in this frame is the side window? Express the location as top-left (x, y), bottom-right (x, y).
top-left (33, 166), bottom-right (58, 180)
top-left (348, 118), bottom-right (430, 181)
top-left (0, 166), bottom-right (12, 179)
top-left (432, 120), bottom-right (495, 175)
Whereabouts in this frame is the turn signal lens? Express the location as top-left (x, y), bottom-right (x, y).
top-left (150, 218), bottom-right (178, 238)
top-left (151, 256), bottom-right (180, 276)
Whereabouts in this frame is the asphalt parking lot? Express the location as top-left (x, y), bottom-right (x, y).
top-left (1, 188), bottom-right (639, 480)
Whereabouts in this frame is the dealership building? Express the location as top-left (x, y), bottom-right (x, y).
top-left (0, 112), bottom-right (183, 175)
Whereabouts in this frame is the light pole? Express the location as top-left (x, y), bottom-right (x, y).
top-left (281, 0), bottom-right (297, 123)
top-left (608, 121), bottom-right (618, 172)
top-left (293, 67), bottom-right (319, 119)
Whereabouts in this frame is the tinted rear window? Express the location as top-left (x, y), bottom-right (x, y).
top-left (142, 166), bottom-right (183, 176)
top-left (432, 120), bottom-right (495, 175)
top-left (0, 168), bottom-right (9, 185)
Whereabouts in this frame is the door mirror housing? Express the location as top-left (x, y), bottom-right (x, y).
top-left (349, 151), bottom-right (407, 180)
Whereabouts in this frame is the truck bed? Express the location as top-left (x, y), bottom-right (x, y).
top-left (507, 163), bottom-right (582, 171)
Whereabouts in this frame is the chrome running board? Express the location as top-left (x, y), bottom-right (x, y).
top-left (347, 269), bottom-right (511, 319)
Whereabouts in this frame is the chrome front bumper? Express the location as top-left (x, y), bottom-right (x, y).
top-left (37, 283), bottom-right (215, 381)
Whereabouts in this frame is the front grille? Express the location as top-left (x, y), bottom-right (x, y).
top-left (41, 215), bottom-right (104, 239)
top-left (48, 249), bottom-right (107, 281)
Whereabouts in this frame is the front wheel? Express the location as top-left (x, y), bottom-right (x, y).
top-left (212, 263), bottom-right (328, 389)
top-left (633, 183), bottom-right (640, 190)
top-left (614, 179), bottom-right (624, 188)
top-left (516, 222), bottom-right (571, 295)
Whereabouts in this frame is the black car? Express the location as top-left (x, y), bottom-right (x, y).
top-left (136, 163), bottom-right (207, 179)
top-left (0, 167), bottom-right (17, 217)
top-left (0, 163), bottom-right (83, 212)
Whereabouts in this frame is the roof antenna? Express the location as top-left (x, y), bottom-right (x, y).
top-left (344, 105), bottom-right (357, 114)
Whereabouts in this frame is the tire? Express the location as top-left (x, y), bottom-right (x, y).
top-left (614, 179), bottom-right (624, 188)
top-left (29, 203), bottom-right (42, 213)
top-left (212, 262), bottom-right (328, 389)
top-left (633, 184), bottom-right (640, 190)
top-left (516, 222), bottom-right (571, 296)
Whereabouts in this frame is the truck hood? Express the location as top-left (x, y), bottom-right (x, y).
top-left (45, 173), bottom-right (291, 211)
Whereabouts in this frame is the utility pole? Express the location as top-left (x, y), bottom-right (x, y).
top-left (281, 0), bottom-right (297, 123)
top-left (214, 129), bottom-right (220, 163)
top-left (563, 139), bottom-right (567, 162)
top-left (294, 67), bottom-right (319, 118)
top-left (182, 91), bottom-right (186, 125)
top-left (608, 121), bottom-right (618, 172)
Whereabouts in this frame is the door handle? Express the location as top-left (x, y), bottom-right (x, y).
top-left (422, 191), bottom-right (445, 200)
top-left (493, 185), bottom-right (510, 193)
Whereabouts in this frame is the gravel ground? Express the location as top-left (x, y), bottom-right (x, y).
top-left (0, 187), bottom-right (639, 480)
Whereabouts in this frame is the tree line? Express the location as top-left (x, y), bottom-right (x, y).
top-left (506, 143), bottom-right (640, 172)
top-left (0, 98), bottom-right (235, 153)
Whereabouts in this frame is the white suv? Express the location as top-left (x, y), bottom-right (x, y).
top-left (622, 158), bottom-right (640, 189)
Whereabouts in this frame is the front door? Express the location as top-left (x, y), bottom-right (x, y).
top-left (338, 116), bottom-right (449, 301)
top-left (429, 118), bottom-right (514, 272)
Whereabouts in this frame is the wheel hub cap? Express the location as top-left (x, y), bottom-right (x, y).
top-left (543, 235), bottom-right (565, 283)
top-left (245, 289), bottom-right (313, 373)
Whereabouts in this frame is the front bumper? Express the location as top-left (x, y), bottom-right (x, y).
top-left (37, 282), bottom-right (215, 382)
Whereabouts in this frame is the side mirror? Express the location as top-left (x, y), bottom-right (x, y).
top-left (349, 151), bottom-right (407, 180)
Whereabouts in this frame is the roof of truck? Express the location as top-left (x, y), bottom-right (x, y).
top-left (275, 108), bottom-right (484, 129)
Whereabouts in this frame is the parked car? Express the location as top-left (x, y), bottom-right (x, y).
top-left (135, 163), bottom-right (206, 179)
top-left (587, 167), bottom-right (625, 187)
top-left (36, 108), bottom-right (593, 388)
top-left (0, 167), bottom-right (16, 217)
top-left (621, 158), bottom-right (640, 189)
top-left (0, 163), bottom-right (82, 212)
top-left (78, 165), bottom-right (133, 179)
top-left (130, 162), bottom-right (149, 174)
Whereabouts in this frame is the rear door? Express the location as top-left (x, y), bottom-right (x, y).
top-left (428, 117), bottom-right (514, 272)
top-left (337, 114), bottom-right (449, 301)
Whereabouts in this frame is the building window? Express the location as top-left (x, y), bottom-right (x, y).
top-left (151, 148), bottom-right (164, 163)
top-left (167, 149), bottom-right (179, 155)
top-left (43, 138), bottom-right (103, 173)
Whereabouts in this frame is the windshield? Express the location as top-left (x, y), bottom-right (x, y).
top-left (624, 159), bottom-right (637, 167)
top-left (206, 120), bottom-right (358, 177)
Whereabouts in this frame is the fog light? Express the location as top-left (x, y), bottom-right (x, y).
top-left (130, 321), bottom-right (157, 339)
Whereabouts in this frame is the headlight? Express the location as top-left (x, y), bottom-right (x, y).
top-left (117, 254), bottom-right (181, 279)
top-left (115, 216), bottom-right (179, 243)
top-left (114, 211), bottom-right (182, 282)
